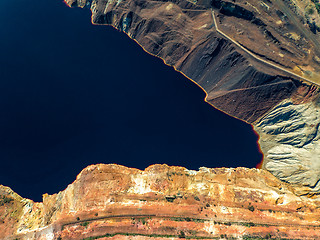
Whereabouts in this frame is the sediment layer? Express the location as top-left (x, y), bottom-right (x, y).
top-left (2, 164), bottom-right (320, 239)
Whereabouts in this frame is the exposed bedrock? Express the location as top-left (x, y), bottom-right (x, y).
top-left (63, 0), bottom-right (320, 194)
top-left (2, 164), bottom-right (320, 239)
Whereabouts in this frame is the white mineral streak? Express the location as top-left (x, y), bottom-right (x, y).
top-left (128, 173), bottom-right (153, 194)
top-left (184, 169), bottom-right (197, 175)
top-left (189, 182), bottom-right (208, 192)
top-left (203, 221), bottom-right (218, 235)
top-left (16, 200), bottom-right (44, 235)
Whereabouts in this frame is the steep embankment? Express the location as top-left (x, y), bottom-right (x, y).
top-left (2, 164), bottom-right (320, 239)
top-left (63, 0), bottom-right (320, 194)
top-left (63, 0), bottom-right (305, 123)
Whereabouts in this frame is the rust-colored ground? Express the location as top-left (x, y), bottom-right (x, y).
top-left (1, 164), bottom-right (320, 239)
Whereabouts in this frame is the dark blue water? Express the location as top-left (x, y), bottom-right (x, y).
top-left (0, 0), bottom-right (262, 201)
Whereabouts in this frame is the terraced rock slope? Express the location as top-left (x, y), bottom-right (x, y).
top-left (2, 164), bottom-right (320, 239)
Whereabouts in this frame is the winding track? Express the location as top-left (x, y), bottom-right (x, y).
top-left (61, 213), bottom-right (320, 229)
top-left (211, 9), bottom-right (320, 88)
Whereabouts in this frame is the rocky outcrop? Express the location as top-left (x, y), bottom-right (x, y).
top-left (2, 164), bottom-right (320, 239)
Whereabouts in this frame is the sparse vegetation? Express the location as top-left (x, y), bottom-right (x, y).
top-left (193, 218), bottom-right (206, 223)
top-left (3, 197), bottom-right (13, 203)
top-left (223, 222), bottom-right (232, 226)
top-left (82, 232), bottom-right (220, 239)
top-left (170, 217), bottom-right (206, 223)
top-left (165, 196), bottom-right (176, 202)
top-left (179, 231), bottom-right (186, 238)
top-left (240, 222), bottom-right (255, 227)
top-left (265, 234), bottom-right (272, 239)
top-left (140, 218), bottom-right (147, 225)
top-left (242, 237), bottom-right (286, 240)
top-left (131, 217), bottom-right (148, 225)
top-left (248, 205), bottom-right (255, 212)
top-left (0, 196), bottom-right (13, 206)
top-left (80, 221), bottom-right (90, 227)
top-left (306, 4), bottom-right (315, 15)
top-left (311, 0), bottom-right (320, 13)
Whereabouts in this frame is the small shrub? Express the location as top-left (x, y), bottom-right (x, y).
top-left (243, 222), bottom-right (255, 227)
top-left (80, 221), bottom-right (89, 227)
top-left (265, 233), bottom-right (272, 239)
top-left (248, 205), bottom-right (255, 212)
top-left (141, 218), bottom-right (147, 225)
top-left (165, 196), bottom-right (176, 202)
top-left (306, 5), bottom-right (315, 15)
top-left (178, 231), bottom-right (186, 238)
top-left (3, 197), bottom-right (13, 203)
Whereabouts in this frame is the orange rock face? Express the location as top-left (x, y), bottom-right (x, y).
top-left (1, 164), bottom-right (320, 239)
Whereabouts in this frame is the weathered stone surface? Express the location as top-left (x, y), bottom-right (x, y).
top-left (255, 86), bottom-right (320, 195)
top-left (2, 164), bottom-right (320, 239)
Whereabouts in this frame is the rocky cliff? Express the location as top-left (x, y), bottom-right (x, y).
top-left (2, 164), bottom-right (320, 239)
top-left (62, 0), bottom-right (320, 195)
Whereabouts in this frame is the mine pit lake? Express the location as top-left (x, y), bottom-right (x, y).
top-left (0, 0), bottom-right (262, 202)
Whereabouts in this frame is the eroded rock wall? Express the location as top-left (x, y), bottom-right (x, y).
top-left (2, 164), bottom-right (320, 239)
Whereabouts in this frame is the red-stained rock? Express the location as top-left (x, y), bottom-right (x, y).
top-left (1, 164), bottom-right (320, 239)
